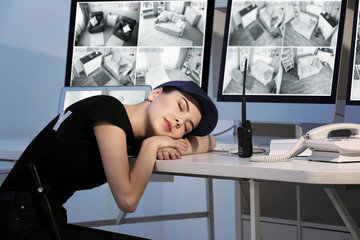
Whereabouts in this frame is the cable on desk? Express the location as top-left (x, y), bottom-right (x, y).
top-left (250, 136), bottom-right (307, 162)
top-left (212, 124), bottom-right (236, 136)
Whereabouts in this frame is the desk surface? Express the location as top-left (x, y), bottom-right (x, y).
top-left (2, 138), bottom-right (360, 185)
top-left (0, 138), bottom-right (31, 161)
top-left (154, 151), bottom-right (360, 185)
top-left (0, 161), bottom-right (15, 174)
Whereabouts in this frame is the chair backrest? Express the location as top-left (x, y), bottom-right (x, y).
top-left (90, 11), bottom-right (104, 19)
top-left (121, 16), bottom-right (137, 27)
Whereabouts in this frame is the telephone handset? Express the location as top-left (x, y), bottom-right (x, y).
top-left (251, 123), bottom-right (360, 163)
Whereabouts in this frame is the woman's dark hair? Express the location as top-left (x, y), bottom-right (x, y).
top-left (161, 86), bottom-right (179, 93)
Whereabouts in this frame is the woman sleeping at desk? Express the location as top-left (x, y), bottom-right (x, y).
top-left (0, 81), bottom-right (218, 240)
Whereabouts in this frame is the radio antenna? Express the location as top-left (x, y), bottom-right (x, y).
top-left (237, 58), bottom-right (253, 158)
top-left (242, 59), bottom-right (247, 125)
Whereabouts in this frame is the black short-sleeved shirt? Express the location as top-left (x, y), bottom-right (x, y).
top-left (0, 95), bottom-right (134, 205)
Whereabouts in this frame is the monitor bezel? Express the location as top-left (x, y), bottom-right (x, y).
top-left (346, 0), bottom-right (360, 106)
top-left (217, 0), bottom-right (348, 104)
top-left (58, 85), bottom-right (152, 114)
top-left (64, 0), bottom-right (215, 93)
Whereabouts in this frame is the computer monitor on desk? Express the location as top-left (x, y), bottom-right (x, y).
top-left (58, 85), bottom-right (151, 114)
top-left (216, 0), bottom-right (347, 124)
top-left (64, 0), bottom-right (215, 93)
top-left (345, 0), bottom-right (360, 123)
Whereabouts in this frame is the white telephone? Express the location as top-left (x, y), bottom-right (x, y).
top-left (251, 123), bottom-right (360, 163)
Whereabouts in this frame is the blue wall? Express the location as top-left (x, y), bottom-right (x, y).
top-left (0, 0), bottom-right (237, 239)
top-left (0, 0), bottom-right (70, 138)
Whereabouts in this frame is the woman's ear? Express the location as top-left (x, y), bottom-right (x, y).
top-left (147, 88), bottom-right (162, 102)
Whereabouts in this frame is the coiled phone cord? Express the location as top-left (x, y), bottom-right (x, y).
top-left (251, 136), bottom-right (307, 162)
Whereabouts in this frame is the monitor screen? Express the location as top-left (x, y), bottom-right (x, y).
top-left (216, 0), bottom-right (347, 123)
top-left (64, 0), bottom-right (214, 92)
top-left (58, 85), bottom-right (152, 114)
top-left (345, 0), bottom-right (360, 122)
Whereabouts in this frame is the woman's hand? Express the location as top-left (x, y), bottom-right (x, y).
top-left (155, 135), bottom-right (217, 160)
top-left (157, 147), bottom-right (182, 160)
top-left (142, 136), bottom-right (190, 160)
top-left (143, 136), bottom-right (189, 153)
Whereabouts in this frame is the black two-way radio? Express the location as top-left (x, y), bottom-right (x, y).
top-left (237, 59), bottom-right (253, 158)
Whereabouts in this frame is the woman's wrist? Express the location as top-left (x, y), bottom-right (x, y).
top-left (141, 137), bottom-right (160, 151)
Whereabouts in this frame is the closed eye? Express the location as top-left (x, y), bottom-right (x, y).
top-left (181, 97), bottom-right (190, 112)
top-left (179, 98), bottom-right (194, 133)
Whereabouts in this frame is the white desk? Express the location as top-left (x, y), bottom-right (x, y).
top-left (318, 12), bottom-right (337, 40)
top-left (0, 161), bottom-right (15, 185)
top-left (1, 139), bottom-right (360, 240)
top-left (80, 51), bottom-right (102, 76)
top-left (0, 138), bottom-right (30, 161)
top-left (155, 152), bottom-right (360, 185)
top-left (0, 138), bottom-right (29, 194)
top-left (239, 4), bottom-right (258, 29)
top-left (154, 152), bottom-right (360, 240)
top-left (107, 14), bottom-right (118, 27)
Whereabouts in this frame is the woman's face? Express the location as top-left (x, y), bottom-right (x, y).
top-left (146, 88), bottom-right (202, 139)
